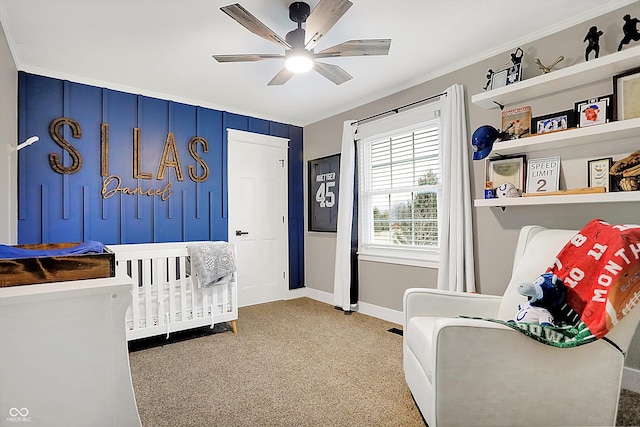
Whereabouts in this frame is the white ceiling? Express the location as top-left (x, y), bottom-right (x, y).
top-left (0, 0), bottom-right (636, 126)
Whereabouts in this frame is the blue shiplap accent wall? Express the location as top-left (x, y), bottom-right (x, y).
top-left (17, 72), bottom-right (304, 289)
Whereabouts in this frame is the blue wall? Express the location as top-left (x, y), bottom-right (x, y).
top-left (17, 72), bottom-right (304, 289)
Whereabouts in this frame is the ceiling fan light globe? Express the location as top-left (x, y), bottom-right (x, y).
top-left (285, 50), bottom-right (314, 73)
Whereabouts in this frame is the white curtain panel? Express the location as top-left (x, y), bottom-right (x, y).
top-left (333, 120), bottom-right (357, 310)
top-left (437, 84), bottom-right (476, 292)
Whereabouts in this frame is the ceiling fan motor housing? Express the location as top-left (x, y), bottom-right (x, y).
top-left (289, 2), bottom-right (311, 23)
top-left (286, 28), bottom-right (306, 48)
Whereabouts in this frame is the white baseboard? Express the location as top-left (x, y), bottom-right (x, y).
top-left (288, 287), bottom-right (403, 327)
top-left (285, 287), bottom-right (308, 301)
top-left (622, 367), bottom-right (640, 393)
top-left (357, 301), bottom-right (403, 326)
top-left (299, 287), bottom-right (333, 305)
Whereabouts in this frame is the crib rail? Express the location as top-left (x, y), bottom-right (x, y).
top-left (107, 242), bottom-right (238, 341)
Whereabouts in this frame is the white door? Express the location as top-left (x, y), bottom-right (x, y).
top-left (227, 129), bottom-right (289, 307)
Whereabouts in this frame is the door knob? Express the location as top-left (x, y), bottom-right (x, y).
top-left (235, 230), bottom-right (249, 236)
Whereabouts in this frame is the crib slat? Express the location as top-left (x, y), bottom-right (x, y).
top-left (222, 282), bottom-right (229, 313)
top-left (130, 260), bottom-right (141, 331)
top-left (191, 265), bottom-right (198, 318)
top-left (179, 256), bottom-right (188, 320)
top-left (142, 258), bottom-right (153, 328)
top-left (155, 257), bottom-right (164, 327)
top-left (167, 256), bottom-right (177, 324)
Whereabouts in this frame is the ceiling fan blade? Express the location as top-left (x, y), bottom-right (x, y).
top-left (315, 39), bottom-right (391, 58)
top-left (221, 4), bottom-right (291, 50)
top-left (314, 61), bottom-right (352, 85)
top-left (212, 54), bottom-right (284, 63)
top-left (304, 0), bottom-right (353, 50)
top-left (268, 68), bottom-right (295, 86)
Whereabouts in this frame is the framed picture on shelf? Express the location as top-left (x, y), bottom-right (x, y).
top-left (525, 156), bottom-right (560, 194)
top-left (308, 154), bottom-right (340, 232)
top-left (501, 106), bottom-right (531, 139)
top-left (490, 64), bottom-right (522, 90)
top-left (532, 109), bottom-right (575, 134)
top-left (613, 67), bottom-right (640, 121)
top-left (506, 63), bottom-right (522, 85)
top-left (574, 95), bottom-right (612, 127)
top-left (490, 68), bottom-right (508, 89)
top-left (587, 157), bottom-right (613, 192)
top-left (486, 155), bottom-right (526, 193)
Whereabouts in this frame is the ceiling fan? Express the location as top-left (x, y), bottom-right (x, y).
top-left (212, 0), bottom-right (391, 85)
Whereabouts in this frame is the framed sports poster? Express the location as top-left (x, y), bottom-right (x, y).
top-left (308, 154), bottom-right (341, 232)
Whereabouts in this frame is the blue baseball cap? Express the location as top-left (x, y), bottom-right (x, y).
top-left (471, 125), bottom-right (499, 160)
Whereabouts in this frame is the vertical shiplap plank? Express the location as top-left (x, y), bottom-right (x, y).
top-left (41, 185), bottom-right (49, 243)
top-left (182, 191), bottom-right (187, 241)
top-left (152, 196), bottom-right (156, 243)
top-left (119, 192), bottom-right (125, 244)
top-left (221, 115), bottom-right (227, 220)
top-left (136, 95), bottom-right (142, 220)
top-left (167, 102), bottom-right (174, 220)
top-left (195, 107), bottom-right (202, 219)
top-left (18, 73), bottom-right (27, 220)
top-left (62, 81), bottom-right (70, 220)
top-left (209, 191), bottom-right (214, 241)
top-left (101, 89), bottom-right (109, 220)
top-left (82, 186), bottom-right (89, 241)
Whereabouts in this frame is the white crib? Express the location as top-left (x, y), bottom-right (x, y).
top-left (106, 241), bottom-right (238, 341)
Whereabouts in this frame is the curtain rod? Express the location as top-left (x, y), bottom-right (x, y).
top-left (352, 91), bottom-right (447, 126)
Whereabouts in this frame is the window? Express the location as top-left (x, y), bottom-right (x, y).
top-left (357, 103), bottom-right (441, 267)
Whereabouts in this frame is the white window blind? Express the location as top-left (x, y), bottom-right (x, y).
top-left (357, 105), bottom-right (441, 267)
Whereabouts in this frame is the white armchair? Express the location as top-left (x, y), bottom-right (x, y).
top-left (403, 225), bottom-right (640, 427)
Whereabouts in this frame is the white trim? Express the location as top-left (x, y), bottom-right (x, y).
top-left (356, 103), bottom-right (441, 140)
top-left (303, 287), bottom-right (334, 306)
top-left (622, 367), bottom-right (640, 394)
top-left (357, 300), bottom-right (403, 326)
top-left (0, 3), bottom-right (21, 69)
top-left (227, 130), bottom-right (289, 306)
top-left (290, 287), bottom-right (403, 326)
top-left (227, 128), bottom-right (289, 148)
top-left (358, 253), bottom-right (438, 269)
top-left (285, 287), bottom-right (308, 301)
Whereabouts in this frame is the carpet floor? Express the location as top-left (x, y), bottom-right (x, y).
top-left (128, 297), bottom-right (640, 427)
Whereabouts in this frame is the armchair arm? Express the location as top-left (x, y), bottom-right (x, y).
top-left (403, 288), bottom-right (502, 328)
top-left (429, 318), bottom-right (624, 427)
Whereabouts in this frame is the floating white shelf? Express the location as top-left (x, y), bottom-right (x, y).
top-left (489, 117), bottom-right (640, 156)
top-left (471, 45), bottom-right (640, 110)
top-left (473, 45), bottom-right (640, 209)
top-left (474, 191), bottom-right (640, 208)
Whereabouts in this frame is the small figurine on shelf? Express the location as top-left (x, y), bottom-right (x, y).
top-left (618, 14), bottom-right (640, 51)
top-left (584, 26), bottom-right (603, 60)
top-left (510, 47), bottom-right (523, 65)
top-left (483, 69), bottom-right (494, 90)
top-left (534, 56), bottom-right (564, 74)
